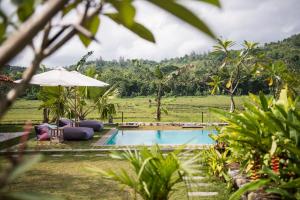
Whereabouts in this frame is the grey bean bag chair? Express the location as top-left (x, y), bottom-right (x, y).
top-left (59, 119), bottom-right (103, 131)
top-left (63, 127), bottom-right (94, 140)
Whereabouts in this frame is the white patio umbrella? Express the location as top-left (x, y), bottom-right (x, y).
top-left (15, 67), bottom-right (109, 124)
top-left (15, 67), bottom-right (108, 87)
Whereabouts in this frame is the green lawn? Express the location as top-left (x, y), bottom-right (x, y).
top-left (0, 96), bottom-right (238, 199)
top-left (1, 155), bottom-right (231, 200)
top-left (1, 96), bottom-right (248, 123)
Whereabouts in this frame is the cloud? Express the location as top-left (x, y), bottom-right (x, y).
top-left (7, 0), bottom-right (300, 67)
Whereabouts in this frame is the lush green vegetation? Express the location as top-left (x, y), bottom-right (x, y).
top-left (202, 88), bottom-right (300, 199)
top-left (97, 145), bottom-right (198, 200)
top-left (0, 155), bottom-right (230, 200)
top-left (1, 0), bottom-right (298, 199)
top-left (1, 96), bottom-right (247, 123)
top-left (2, 34), bottom-right (299, 100)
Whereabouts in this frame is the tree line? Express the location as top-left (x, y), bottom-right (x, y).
top-left (1, 34), bottom-right (300, 99)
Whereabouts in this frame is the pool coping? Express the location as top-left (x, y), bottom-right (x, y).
top-left (118, 122), bottom-right (228, 127)
top-left (93, 128), bottom-right (118, 146)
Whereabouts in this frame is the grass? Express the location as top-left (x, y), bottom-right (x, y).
top-left (1, 156), bottom-right (132, 200)
top-left (0, 155), bottom-right (231, 200)
top-left (0, 96), bottom-right (236, 199)
top-left (1, 96), bottom-right (248, 123)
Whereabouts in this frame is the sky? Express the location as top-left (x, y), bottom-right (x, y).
top-left (8, 0), bottom-right (300, 68)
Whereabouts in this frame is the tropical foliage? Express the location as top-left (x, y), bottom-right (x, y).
top-left (210, 39), bottom-right (262, 112)
top-left (0, 123), bottom-right (47, 200)
top-left (88, 145), bottom-right (199, 200)
top-left (95, 85), bottom-right (118, 121)
top-left (38, 86), bottom-right (70, 123)
top-left (201, 147), bottom-right (231, 183)
top-left (210, 87), bottom-right (300, 199)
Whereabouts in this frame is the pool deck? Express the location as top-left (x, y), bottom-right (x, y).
top-left (94, 128), bottom-right (118, 146)
top-left (0, 132), bottom-right (24, 143)
top-left (119, 122), bottom-right (228, 127)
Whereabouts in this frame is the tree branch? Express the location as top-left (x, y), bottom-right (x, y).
top-left (44, 3), bottom-right (103, 57)
top-left (0, 2), bottom-right (104, 119)
top-left (41, 22), bottom-right (52, 49)
top-left (73, 24), bottom-right (100, 43)
top-left (0, 52), bottom-right (44, 119)
top-left (0, 0), bottom-right (68, 68)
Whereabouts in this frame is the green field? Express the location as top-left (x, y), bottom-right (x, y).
top-left (1, 96), bottom-right (247, 123)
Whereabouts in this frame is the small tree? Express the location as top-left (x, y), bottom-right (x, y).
top-left (95, 85), bottom-right (118, 122)
top-left (211, 39), bottom-right (259, 112)
top-left (154, 66), bottom-right (164, 121)
top-left (154, 65), bottom-right (194, 121)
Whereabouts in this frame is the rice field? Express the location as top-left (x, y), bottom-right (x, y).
top-left (1, 96), bottom-right (248, 123)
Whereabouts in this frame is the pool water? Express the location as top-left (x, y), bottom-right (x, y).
top-left (106, 130), bottom-right (217, 145)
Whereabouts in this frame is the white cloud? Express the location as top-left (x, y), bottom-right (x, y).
top-left (7, 0), bottom-right (300, 67)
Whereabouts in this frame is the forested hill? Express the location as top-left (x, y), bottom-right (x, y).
top-left (74, 34), bottom-right (300, 97)
top-left (77, 33), bottom-right (300, 70)
top-left (2, 34), bottom-right (300, 98)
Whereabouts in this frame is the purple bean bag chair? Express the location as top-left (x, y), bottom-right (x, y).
top-left (59, 119), bottom-right (103, 131)
top-left (63, 127), bottom-right (94, 140)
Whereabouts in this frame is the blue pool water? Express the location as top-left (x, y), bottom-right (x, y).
top-left (106, 130), bottom-right (216, 145)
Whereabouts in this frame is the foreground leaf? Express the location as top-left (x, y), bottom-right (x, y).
top-left (106, 13), bottom-right (155, 43)
top-left (79, 15), bottom-right (100, 47)
top-left (198, 0), bottom-right (221, 7)
top-left (7, 155), bottom-right (43, 183)
top-left (148, 0), bottom-right (215, 38)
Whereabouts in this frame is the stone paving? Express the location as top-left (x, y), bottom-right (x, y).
top-left (180, 153), bottom-right (220, 199)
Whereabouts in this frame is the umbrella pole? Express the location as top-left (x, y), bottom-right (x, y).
top-left (75, 86), bottom-right (77, 126)
top-left (57, 85), bottom-right (61, 129)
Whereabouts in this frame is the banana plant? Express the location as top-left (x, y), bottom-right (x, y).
top-left (67, 53), bottom-right (118, 121)
top-left (87, 145), bottom-right (199, 200)
top-left (38, 86), bottom-right (70, 123)
top-left (207, 75), bottom-right (222, 95)
top-left (94, 85), bottom-right (118, 121)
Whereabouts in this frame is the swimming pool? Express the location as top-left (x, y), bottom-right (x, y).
top-left (106, 130), bottom-right (216, 145)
